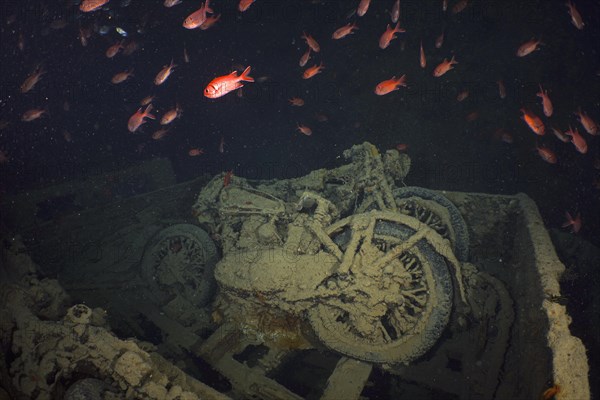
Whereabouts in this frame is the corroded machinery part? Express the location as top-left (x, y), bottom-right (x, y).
top-left (393, 187), bottom-right (470, 261)
top-left (1, 238), bottom-right (228, 400)
top-left (308, 211), bottom-right (456, 364)
top-left (64, 378), bottom-right (118, 400)
top-left (140, 224), bottom-right (218, 307)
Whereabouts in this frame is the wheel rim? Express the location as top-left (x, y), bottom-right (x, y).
top-left (308, 211), bottom-right (454, 364)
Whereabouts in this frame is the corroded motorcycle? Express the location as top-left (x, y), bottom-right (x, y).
top-left (186, 142), bottom-right (470, 364)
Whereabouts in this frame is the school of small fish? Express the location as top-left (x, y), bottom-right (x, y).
top-left (1, 0), bottom-right (599, 235)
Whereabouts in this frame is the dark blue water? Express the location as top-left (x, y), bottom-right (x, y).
top-left (0, 0), bottom-right (598, 245)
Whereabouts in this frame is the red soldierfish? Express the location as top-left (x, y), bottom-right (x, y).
top-left (21, 108), bottom-right (47, 122)
top-left (419, 41), bottom-right (426, 68)
top-left (299, 48), bottom-right (311, 67)
top-left (562, 211), bottom-right (581, 233)
top-left (565, 1), bottom-right (584, 30)
top-left (128, 104), bottom-right (156, 132)
top-left (564, 126), bottom-right (587, 153)
top-left (204, 66), bottom-right (254, 98)
top-left (183, 0), bottom-right (213, 29)
top-left (536, 84), bottom-right (553, 117)
top-left (497, 80), bottom-right (506, 99)
top-left (20, 66), bottom-right (45, 93)
top-left (357, 0), bottom-right (371, 17)
top-left (301, 32), bottom-right (320, 53)
top-left (238, 0), bottom-right (255, 12)
top-left (164, 0), bottom-right (182, 7)
top-left (574, 108), bottom-right (598, 135)
top-left (536, 144), bottom-right (557, 164)
top-left (516, 38), bottom-right (543, 57)
top-left (391, 0), bottom-right (400, 23)
top-left (550, 126), bottom-right (570, 143)
top-left (80, 0), bottom-right (110, 12)
top-left (520, 108), bottom-right (545, 135)
top-left (297, 123), bottom-right (312, 136)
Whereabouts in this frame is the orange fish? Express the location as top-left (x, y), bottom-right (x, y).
top-left (516, 38), bottom-right (543, 57)
top-left (18, 32), bottom-right (25, 52)
top-left (238, 0), bottom-right (255, 12)
top-left (419, 41), bottom-right (426, 68)
top-left (299, 48), bottom-right (311, 67)
top-left (62, 130), bottom-right (73, 143)
top-left (391, 0), bottom-right (400, 23)
top-left (223, 170), bottom-right (233, 186)
top-left (189, 148), bottom-right (204, 156)
top-left (289, 97), bottom-right (304, 106)
top-left (520, 108), bottom-right (545, 135)
top-left (315, 112), bottom-right (328, 122)
top-left (111, 69), bottom-right (134, 84)
top-left (122, 40), bottom-right (139, 56)
top-left (128, 104), bottom-right (156, 133)
top-left (536, 84), bottom-right (553, 117)
top-left (0, 149), bottom-right (9, 164)
top-left (301, 32), bottom-right (320, 53)
top-left (79, 27), bottom-right (91, 47)
top-left (183, 46), bottom-right (190, 63)
top-left (375, 75), bottom-right (407, 95)
top-left (200, 14), bottom-right (220, 30)
top-left (303, 63), bottom-right (324, 79)
top-left (433, 56), bottom-right (457, 77)
top-left (140, 94), bottom-right (156, 106)
top-left (550, 126), bottom-right (570, 143)
top-left (451, 0), bottom-right (468, 14)
top-left (20, 66), bottom-right (45, 93)
top-left (574, 108), bottom-right (598, 135)
top-left (152, 128), bottom-right (170, 140)
top-left (536, 144), bottom-right (557, 164)
top-left (183, 0), bottom-right (213, 29)
top-left (154, 59), bottom-right (176, 85)
top-left (105, 40), bottom-right (124, 58)
top-left (204, 66), bottom-right (254, 98)
top-left (297, 123), bottom-right (312, 136)
top-left (164, 0), bottom-right (182, 7)
top-left (493, 128), bottom-right (513, 144)
top-left (80, 0), bottom-right (110, 12)
top-left (456, 89), bottom-right (469, 102)
top-left (332, 23), bottom-right (358, 40)
top-left (562, 212), bottom-right (581, 233)
top-left (497, 80), bottom-right (506, 99)
top-left (160, 104), bottom-right (182, 125)
top-left (564, 126), bottom-right (587, 153)
top-left (435, 30), bottom-right (444, 48)
top-left (379, 22), bottom-right (405, 49)
top-left (21, 108), bottom-right (47, 122)
top-left (466, 111), bottom-right (479, 122)
top-left (566, 1), bottom-right (584, 30)
top-left (357, 0), bottom-right (371, 16)
top-left (396, 143), bottom-right (408, 151)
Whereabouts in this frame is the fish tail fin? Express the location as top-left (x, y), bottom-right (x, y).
top-left (144, 104), bottom-right (156, 119)
top-left (240, 66), bottom-right (254, 82)
top-left (562, 212), bottom-right (573, 227)
top-left (394, 21), bottom-right (405, 33)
